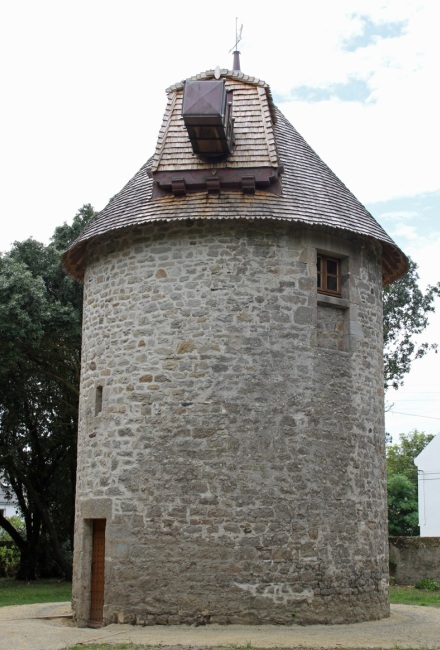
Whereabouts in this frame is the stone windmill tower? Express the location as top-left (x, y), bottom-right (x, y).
top-left (64, 55), bottom-right (407, 627)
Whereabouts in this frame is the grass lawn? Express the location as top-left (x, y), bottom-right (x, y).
top-left (0, 577), bottom-right (71, 607)
top-left (389, 584), bottom-right (440, 606)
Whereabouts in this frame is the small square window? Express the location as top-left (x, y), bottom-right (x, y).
top-left (317, 254), bottom-right (341, 296)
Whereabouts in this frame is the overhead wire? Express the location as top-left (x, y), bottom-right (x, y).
top-left (387, 410), bottom-right (440, 420)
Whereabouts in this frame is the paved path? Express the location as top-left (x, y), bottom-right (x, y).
top-left (0, 602), bottom-right (439, 650)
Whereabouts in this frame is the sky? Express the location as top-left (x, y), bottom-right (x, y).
top-left (0, 0), bottom-right (439, 442)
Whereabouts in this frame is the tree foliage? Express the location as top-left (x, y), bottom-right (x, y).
top-left (0, 205), bottom-right (96, 579)
top-left (386, 430), bottom-right (434, 536)
top-left (0, 515), bottom-right (25, 577)
top-left (383, 258), bottom-right (440, 390)
top-left (387, 473), bottom-right (419, 536)
top-left (387, 431), bottom-right (434, 483)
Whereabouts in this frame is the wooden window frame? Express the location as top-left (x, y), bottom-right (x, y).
top-left (317, 254), bottom-right (342, 297)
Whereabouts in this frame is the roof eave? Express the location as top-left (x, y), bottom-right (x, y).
top-left (62, 216), bottom-right (409, 286)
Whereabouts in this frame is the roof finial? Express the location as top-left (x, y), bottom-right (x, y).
top-left (229, 17), bottom-right (243, 72)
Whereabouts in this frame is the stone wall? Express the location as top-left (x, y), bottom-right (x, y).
top-left (72, 219), bottom-right (389, 626)
top-left (389, 536), bottom-right (440, 584)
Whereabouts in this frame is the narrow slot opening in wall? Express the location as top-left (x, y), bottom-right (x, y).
top-left (88, 518), bottom-right (106, 627)
top-left (95, 386), bottom-right (103, 416)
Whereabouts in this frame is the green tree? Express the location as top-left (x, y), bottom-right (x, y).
top-left (387, 473), bottom-right (419, 536)
top-left (387, 431), bottom-right (434, 483)
top-left (0, 204), bottom-right (96, 579)
top-left (386, 430), bottom-right (434, 536)
top-left (383, 258), bottom-right (440, 390)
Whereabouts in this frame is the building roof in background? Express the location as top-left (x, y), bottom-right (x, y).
top-left (0, 478), bottom-right (18, 511)
top-left (415, 435), bottom-right (440, 471)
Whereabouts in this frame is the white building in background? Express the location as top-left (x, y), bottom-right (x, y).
top-left (415, 435), bottom-right (440, 536)
top-left (0, 478), bottom-right (19, 518)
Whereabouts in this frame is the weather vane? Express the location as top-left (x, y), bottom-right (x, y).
top-left (229, 17), bottom-right (243, 53)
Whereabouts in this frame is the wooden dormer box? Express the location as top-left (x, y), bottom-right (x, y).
top-left (182, 80), bottom-right (234, 159)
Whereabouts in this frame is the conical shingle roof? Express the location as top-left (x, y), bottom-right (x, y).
top-left (63, 69), bottom-right (408, 284)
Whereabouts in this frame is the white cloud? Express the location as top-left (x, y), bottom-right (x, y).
top-left (379, 211), bottom-right (418, 220)
top-left (410, 238), bottom-right (440, 289)
top-left (393, 224), bottom-right (420, 240)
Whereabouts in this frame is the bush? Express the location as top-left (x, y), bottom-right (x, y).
top-left (0, 543), bottom-right (20, 577)
top-left (0, 516), bottom-right (25, 578)
top-left (0, 516), bottom-right (25, 542)
top-left (414, 577), bottom-right (440, 591)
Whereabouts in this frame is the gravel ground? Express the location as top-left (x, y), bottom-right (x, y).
top-left (0, 602), bottom-right (439, 650)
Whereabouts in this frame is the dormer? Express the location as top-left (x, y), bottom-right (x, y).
top-left (182, 80), bottom-right (234, 160)
top-left (149, 69), bottom-right (283, 197)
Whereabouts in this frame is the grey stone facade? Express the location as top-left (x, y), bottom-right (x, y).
top-left (72, 219), bottom-right (390, 625)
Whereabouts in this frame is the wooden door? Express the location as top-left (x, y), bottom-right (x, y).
top-left (89, 519), bottom-right (106, 627)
